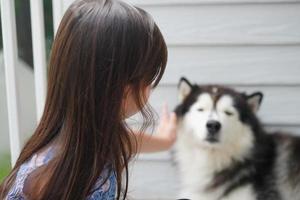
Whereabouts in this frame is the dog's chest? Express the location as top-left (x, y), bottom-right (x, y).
top-left (175, 129), bottom-right (257, 200)
top-left (175, 132), bottom-right (227, 199)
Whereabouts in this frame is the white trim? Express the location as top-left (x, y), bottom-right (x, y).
top-left (52, 0), bottom-right (64, 35)
top-left (30, 0), bottom-right (47, 122)
top-left (127, 0), bottom-right (300, 6)
top-left (0, 0), bottom-right (22, 166)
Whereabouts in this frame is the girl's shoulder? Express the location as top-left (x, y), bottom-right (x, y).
top-left (5, 146), bottom-right (54, 199)
top-left (5, 146), bottom-right (116, 200)
top-left (87, 169), bottom-right (117, 200)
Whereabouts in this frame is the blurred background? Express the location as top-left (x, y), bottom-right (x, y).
top-left (0, 0), bottom-right (299, 199)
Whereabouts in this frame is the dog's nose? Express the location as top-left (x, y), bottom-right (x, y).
top-left (206, 120), bottom-right (221, 134)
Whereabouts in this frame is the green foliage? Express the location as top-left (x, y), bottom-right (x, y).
top-left (0, 154), bottom-right (11, 182)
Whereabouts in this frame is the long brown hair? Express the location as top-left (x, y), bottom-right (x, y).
top-left (0, 0), bottom-right (167, 199)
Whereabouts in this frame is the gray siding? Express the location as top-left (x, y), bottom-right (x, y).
top-left (126, 0), bottom-right (300, 199)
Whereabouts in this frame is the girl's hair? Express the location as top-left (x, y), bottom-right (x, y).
top-left (0, 0), bottom-right (167, 199)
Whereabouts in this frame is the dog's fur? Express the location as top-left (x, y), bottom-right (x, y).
top-left (174, 77), bottom-right (300, 200)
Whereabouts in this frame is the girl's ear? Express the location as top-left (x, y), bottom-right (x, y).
top-left (246, 92), bottom-right (264, 113)
top-left (178, 77), bottom-right (193, 102)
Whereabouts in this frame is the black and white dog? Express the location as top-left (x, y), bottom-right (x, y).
top-left (174, 77), bottom-right (300, 200)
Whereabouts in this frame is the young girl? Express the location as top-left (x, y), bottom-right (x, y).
top-left (0, 0), bottom-right (177, 199)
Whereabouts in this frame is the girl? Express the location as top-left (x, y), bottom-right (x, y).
top-left (0, 0), bottom-right (177, 199)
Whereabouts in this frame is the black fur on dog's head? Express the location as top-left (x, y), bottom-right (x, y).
top-left (175, 77), bottom-right (264, 146)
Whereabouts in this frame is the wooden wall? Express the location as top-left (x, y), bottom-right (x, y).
top-left (125, 0), bottom-right (300, 199)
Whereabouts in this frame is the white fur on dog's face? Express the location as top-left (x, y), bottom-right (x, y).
top-left (183, 93), bottom-right (254, 151)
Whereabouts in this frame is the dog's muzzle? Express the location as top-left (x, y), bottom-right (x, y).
top-left (206, 120), bottom-right (221, 143)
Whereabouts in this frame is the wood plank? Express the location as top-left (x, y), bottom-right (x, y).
top-left (148, 85), bottom-right (300, 125)
top-left (127, 86), bottom-right (300, 126)
top-left (129, 160), bottom-right (179, 200)
top-left (136, 4), bottom-right (300, 45)
top-left (127, 0), bottom-right (300, 6)
top-left (160, 45), bottom-right (300, 85)
top-left (133, 125), bottom-right (300, 161)
top-left (0, 0), bottom-right (22, 166)
top-left (0, 55), bottom-right (37, 153)
top-left (30, 0), bottom-right (47, 121)
top-left (129, 132), bottom-right (300, 199)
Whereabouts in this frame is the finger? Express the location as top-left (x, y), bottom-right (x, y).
top-left (170, 113), bottom-right (177, 128)
top-left (161, 103), bottom-right (170, 121)
top-left (167, 112), bottom-right (176, 125)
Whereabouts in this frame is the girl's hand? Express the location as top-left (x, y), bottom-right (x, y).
top-left (156, 104), bottom-right (178, 149)
top-left (131, 104), bottom-right (177, 153)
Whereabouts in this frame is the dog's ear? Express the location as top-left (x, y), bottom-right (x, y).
top-left (178, 77), bottom-right (193, 102)
top-left (246, 92), bottom-right (263, 113)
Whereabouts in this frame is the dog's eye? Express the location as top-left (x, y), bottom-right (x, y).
top-left (198, 108), bottom-right (205, 112)
top-left (224, 111), bottom-right (234, 116)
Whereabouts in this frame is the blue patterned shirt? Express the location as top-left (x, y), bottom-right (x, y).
top-left (5, 146), bottom-right (116, 200)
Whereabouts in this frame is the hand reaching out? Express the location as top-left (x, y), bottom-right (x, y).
top-left (156, 103), bottom-right (178, 149)
top-left (132, 103), bottom-right (178, 153)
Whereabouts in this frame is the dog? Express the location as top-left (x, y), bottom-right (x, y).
top-left (174, 77), bottom-right (300, 200)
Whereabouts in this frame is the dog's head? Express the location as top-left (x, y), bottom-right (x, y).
top-left (175, 77), bottom-right (263, 150)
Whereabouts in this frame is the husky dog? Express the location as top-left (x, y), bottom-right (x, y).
top-left (174, 77), bottom-right (300, 200)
